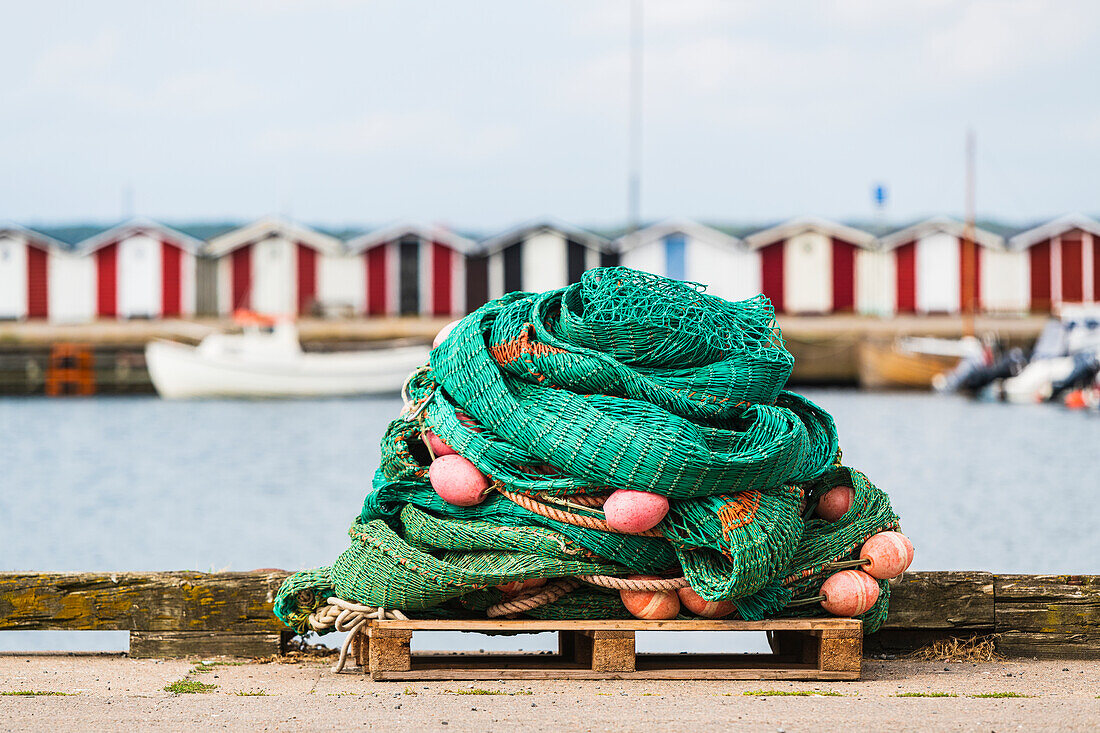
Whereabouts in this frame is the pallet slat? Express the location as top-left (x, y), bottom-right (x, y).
top-left (358, 619), bottom-right (862, 681)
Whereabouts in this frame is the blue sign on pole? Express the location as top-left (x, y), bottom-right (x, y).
top-left (873, 183), bottom-right (888, 208)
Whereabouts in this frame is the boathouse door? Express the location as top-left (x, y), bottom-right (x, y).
top-left (118, 234), bottom-right (161, 319)
top-left (0, 235), bottom-right (28, 319)
top-left (399, 236), bottom-right (420, 315)
top-left (784, 230), bottom-right (831, 313)
top-left (252, 236), bottom-right (295, 316)
top-left (916, 232), bottom-right (960, 313)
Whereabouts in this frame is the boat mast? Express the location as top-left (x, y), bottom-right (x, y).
top-left (962, 128), bottom-right (977, 338)
top-left (627, 0), bottom-right (643, 237)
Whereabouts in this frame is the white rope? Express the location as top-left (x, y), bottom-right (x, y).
top-left (307, 597), bottom-right (408, 673)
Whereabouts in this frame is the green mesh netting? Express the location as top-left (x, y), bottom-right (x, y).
top-left (273, 268), bottom-right (906, 636)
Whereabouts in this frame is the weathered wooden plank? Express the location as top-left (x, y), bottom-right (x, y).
top-left (994, 574), bottom-right (1100, 659)
top-left (4, 571), bottom-right (1099, 661)
top-left (129, 631), bottom-right (284, 658)
top-left (880, 571), bottom-right (995, 630)
top-left (0, 572), bottom-right (290, 633)
top-left (996, 632), bottom-right (1100, 660)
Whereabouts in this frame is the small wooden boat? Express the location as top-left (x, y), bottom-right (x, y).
top-left (857, 339), bottom-right (963, 390)
top-left (146, 320), bottom-right (428, 399)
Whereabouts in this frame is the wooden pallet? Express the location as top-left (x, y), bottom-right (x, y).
top-left (45, 343), bottom-right (95, 396)
top-left (352, 618), bottom-right (863, 681)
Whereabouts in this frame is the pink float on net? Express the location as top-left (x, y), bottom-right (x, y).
top-left (429, 454), bottom-right (490, 507)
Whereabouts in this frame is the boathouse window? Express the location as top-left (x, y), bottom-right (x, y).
top-left (399, 236), bottom-right (420, 315)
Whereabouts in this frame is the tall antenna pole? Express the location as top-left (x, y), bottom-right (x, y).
top-left (122, 183), bottom-right (134, 220)
top-left (962, 128), bottom-right (976, 337)
top-left (627, 0), bottom-right (643, 236)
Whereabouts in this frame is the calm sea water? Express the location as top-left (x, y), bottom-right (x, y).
top-left (1, 390), bottom-right (1097, 651)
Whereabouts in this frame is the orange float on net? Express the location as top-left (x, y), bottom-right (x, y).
top-left (423, 429), bottom-right (456, 458)
top-left (677, 586), bottom-right (735, 619)
top-left (815, 485), bottom-right (854, 522)
top-left (603, 489), bottom-right (669, 534)
top-left (859, 531), bottom-right (914, 579)
top-left (495, 578), bottom-right (547, 595)
top-left (620, 575), bottom-right (680, 620)
top-left (433, 319), bottom-right (463, 349)
top-left (429, 454), bottom-right (490, 507)
top-left (820, 569), bottom-right (880, 617)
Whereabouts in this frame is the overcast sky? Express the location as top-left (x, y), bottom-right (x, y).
top-left (3, 1), bottom-right (1099, 230)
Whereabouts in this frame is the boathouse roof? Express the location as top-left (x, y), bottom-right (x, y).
top-left (205, 216), bottom-right (344, 257)
top-left (477, 218), bottom-right (610, 256)
top-left (1007, 213), bottom-right (1100, 251)
top-left (614, 218), bottom-right (744, 253)
top-left (345, 221), bottom-right (478, 255)
top-left (743, 216), bottom-right (877, 250)
top-left (878, 216), bottom-right (1005, 251)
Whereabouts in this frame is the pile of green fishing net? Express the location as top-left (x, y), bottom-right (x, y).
top-left (274, 268), bottom-right (901, 635)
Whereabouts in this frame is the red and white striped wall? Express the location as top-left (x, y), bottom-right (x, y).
top-left (0, 225), bottom-right (67, 320)
top-left (208, 218), bottom-right (344, 317)
top-left (1009, 214), bottom-right (1100, 312)
top-left (744, 218), bottom-right (877, 314)
top-left (477, 220), bottom-right (613, 304)
top-left (80, 220), bottom-right (202, 319)
top-left (880, 218), bottom-right (1022, 315)
top-left (347, 223), bottom-right (474, 317)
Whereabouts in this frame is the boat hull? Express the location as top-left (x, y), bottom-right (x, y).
top-left (146, 339), bottom-right (429, 399)
top-left (857, 340), bottom-right (961, 390)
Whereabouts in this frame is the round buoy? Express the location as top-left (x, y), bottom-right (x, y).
top-left (603, 489), bottom-right (669, 533)
top-left (433, 319), bottom-right (463, 348)
top-left (495, 578), bottom-right (547, 595)
top-left (429, 454), bottom-right (490, 507)
top-left (859, 531), bottom-right (914, 579)
top-left (1065, 390), bottom-right (1088, 410)
top-left (815, 485), bottom-right (854, 522)
top-left (620, 576), bottom-right (680, 620)
top-left (820, 569), bottom-right (880, 617)
top-left (423, 429), bottom-right (456, 458)
top-left (677, 586), bottom-right (735, 619)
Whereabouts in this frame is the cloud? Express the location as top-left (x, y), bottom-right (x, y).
top-left (31, 31), bottom-right (122, 88)
top-left (923, 0), bottom-right (1100, 81)
top-left (253, 112), bottom-right (521, 162)
top-left (27, 33), bottom-right (261, 117)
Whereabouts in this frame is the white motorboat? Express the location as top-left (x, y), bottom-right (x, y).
top-left (145, 320), bottom-right (429, 399)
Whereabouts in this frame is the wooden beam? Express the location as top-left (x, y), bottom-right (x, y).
top-left (881, 571), bottom-right (995, 631)
top-left (0, 572), bottom-right (289, 633)
top-left (2, 571), bottom-right (1099, 660)
top-left (995, 574), bottom-right (1100, 659)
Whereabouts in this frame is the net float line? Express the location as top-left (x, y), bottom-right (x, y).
top-left (577, 574), bottom-right (689, 591)
top-left (486, 578), bottom-right (581, 618)
top-left (495, 486), bottom-right (665, 537)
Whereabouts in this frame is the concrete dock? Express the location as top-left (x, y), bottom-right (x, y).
top-left (0, 314), bottom-right (1048, 394)
top-left (1, 655), bottom-right (1097, 732)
